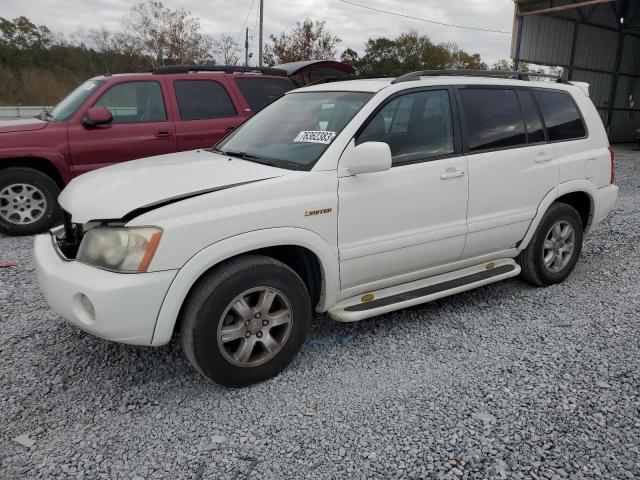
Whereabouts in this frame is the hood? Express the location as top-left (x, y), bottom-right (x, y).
top-left (59, 150), bottom-right (289, 223)
top-left (0, 118), bottom-right (48, 133)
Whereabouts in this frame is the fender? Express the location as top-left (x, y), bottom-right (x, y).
top-left (519, 180), bottom-right (597, 250)
top-left (150, 227), bottom-right (340, 346)
top-left (0, 148), bottom-right (74, 183)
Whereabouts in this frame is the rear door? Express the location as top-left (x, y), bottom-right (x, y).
top-left (458, 87), bottom-right (558, 259)
top-left (170, 77), bottom-right (246, 151)
top-left (68, 79), bottom-right (177, 175)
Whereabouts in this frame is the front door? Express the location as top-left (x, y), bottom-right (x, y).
top-left (68, 79), bottom-right (177, 176)
top-left (337, 88), bottom-right (469, 293)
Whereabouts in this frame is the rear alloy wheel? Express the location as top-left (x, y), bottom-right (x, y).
top-left (518, 202), bottom-right (583, 287)
top-left (181, 255), bottom-right (311, 387)
top-left (0, 168), bottom-right (61, 236)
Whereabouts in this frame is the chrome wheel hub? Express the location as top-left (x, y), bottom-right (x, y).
top-left (0, 183), bottom-right (47, 225)
top-left (543, 220), bottom-right (576, 273)
top-left (217, 287), bottom-right (293, 368)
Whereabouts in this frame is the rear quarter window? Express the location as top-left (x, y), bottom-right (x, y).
top-left (235, 77), bottom-right (296, 112)
top-left (533, 90), bottom-right (586, 141)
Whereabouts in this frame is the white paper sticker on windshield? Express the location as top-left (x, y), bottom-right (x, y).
top-left (293, 130), bottom-right (337, 144)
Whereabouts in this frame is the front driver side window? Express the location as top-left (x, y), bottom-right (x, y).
top-left (356, 90), bottom-right (454, 166)
top-left (93, 81), bottom-right (166, 124)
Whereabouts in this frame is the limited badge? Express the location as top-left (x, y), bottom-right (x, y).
top-left (293, 130), bottom-right (337, 144)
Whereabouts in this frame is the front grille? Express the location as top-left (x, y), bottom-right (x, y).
top-left (56, 210), bottom-right (84, 259)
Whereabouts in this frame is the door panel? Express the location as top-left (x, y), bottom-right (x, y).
top-left (463, 145), bottom-right (557, 258)
top-left (338, 157), bottom-right (469, 290)
top-left (68, 80), bottom-right (177, 175)
top-left (171, 79), bottom-right (246, 151)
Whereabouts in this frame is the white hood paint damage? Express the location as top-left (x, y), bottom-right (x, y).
top-left (59, 150), bottom-right (289, 223)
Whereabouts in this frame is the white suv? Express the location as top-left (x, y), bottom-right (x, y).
top-left (34, 70), bottom-right (619, 387)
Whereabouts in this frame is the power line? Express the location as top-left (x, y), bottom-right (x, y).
top-left (337, 0), bottom-right (511, 35)
top-left (237, 0), bottom-right (258, 46)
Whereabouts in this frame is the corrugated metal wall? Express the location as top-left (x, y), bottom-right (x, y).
top-left (513, 7), bottom-right (640, 142)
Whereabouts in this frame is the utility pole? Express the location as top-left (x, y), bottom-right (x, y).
top-left (245, 27), bottom-right (249, 66)
top-left (258, 0), bottom-right (264, 67)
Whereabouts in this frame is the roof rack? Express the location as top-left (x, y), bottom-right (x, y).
top-left (152, 65), bottom-right (288, 77)
top-left (391, 69), bottom-right (567, 85)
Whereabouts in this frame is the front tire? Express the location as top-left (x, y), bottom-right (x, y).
top-left (180, 255), bottom-right (311, 387)
top-left (518, 202), bottom-right (584, 287)
top-left (0, 167), bottom-right (61, 236)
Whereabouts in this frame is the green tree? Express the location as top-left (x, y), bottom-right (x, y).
top-left (264, 19), bottom-right (340, 66)
top-left (344, 31), bottom-right (486, 76)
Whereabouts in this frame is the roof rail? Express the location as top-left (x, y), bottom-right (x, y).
top-left (152, 65), bottom-right (288, 77)
top-left (391, 69), bottom-right (567, 85)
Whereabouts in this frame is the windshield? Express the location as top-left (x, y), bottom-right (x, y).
top-left (48, 80), bottom-right (103, 121)
top-left (215, 91), bottom-right (373, 170)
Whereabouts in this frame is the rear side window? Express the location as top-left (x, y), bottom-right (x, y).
top-left (235, 77), bottom-right (296, 112)
top-left (94, 81), bottom-right (166, 124)
top-left (533, 90), bottom-right (586, 141)
top-left (174, 80), bottom-right (237, 120)
top-left (517, 90), bottom-right (545, 143)
top-left (459, 89), bottom-right (526, 152)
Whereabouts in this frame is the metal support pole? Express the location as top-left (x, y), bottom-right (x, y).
top-left (607, 28), bottom-right (625, 133)
top-left (568, 23), bottom-right (580, 81)
top-left (258, 0), bottom-right (264, 67)
top-left (514, 16), bottom-right (523, 71)
top-left (245, 28), bottom-right (249, 67)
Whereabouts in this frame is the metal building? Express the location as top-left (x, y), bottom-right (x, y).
top-left (512, 0), bottom-right (640, 142)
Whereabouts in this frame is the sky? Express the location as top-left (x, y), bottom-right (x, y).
top-left (2, 0), bottom-right (517, 65)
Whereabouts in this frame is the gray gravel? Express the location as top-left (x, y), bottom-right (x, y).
top-left (2, 147), bottom-right (639, 480)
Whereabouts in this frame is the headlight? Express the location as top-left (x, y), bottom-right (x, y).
top-left (76, 227), bottom-right (162, 273)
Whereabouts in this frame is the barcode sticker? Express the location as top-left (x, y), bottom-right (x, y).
top-left (293, 130), bottom-right (337, 144)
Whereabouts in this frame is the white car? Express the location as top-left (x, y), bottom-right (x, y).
top-left (34, 70), bottom-right (619, 387)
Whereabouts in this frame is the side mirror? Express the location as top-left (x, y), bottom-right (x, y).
top-left (83, 107), bottom-right (113, 127)
top-left (340, 141), bottom-right (392, 175)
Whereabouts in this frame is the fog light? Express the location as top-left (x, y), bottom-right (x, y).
top-left (73, 293), bottom-right (96, 325)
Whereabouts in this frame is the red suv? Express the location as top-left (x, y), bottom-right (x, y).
top-left (0, 61), bottom-right (354, 235)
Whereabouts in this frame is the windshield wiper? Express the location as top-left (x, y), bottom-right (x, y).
top-left (216, 149), bottom-right (277, 166)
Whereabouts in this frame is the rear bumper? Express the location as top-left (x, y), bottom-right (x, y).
top-left (592, 184), bottom-right (619, 230)
top-left (34, 233), bottom-right (177, 345)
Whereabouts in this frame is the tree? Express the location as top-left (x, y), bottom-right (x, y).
top-left (0, 16), bottom-right (52, 49)
top-left (213, 34), bottom-right (240, 65)
top-left (123, 1), bottom-right (213, 67)
top-left (264, 19), bottom-right (340, 66)
top-left (344, 31), bottom-right (486, 76)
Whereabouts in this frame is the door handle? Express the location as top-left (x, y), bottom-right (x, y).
top-left (225, 126), bottom-right (235, 134)
top-left (440, 169), bottom-right (465, 180)
top-left (534, 153), bottom-right (553, 163)
top-left (155, 130), bottom-right (173, 139)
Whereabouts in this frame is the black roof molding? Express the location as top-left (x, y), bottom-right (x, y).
top-left (152, 65), bottom-right (288, 77)
top-left (392, 69), bottom-right (568, 84)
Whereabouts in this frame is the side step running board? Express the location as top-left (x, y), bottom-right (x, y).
top-left (329, 259), bottom-right (520, 322)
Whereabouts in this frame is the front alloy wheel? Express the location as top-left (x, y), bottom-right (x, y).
top-left (217, 287), bottom-right (293, 368)
top-left (181, 255), bottom-right (311, 387)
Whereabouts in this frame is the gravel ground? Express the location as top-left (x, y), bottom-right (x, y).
top-left (1, 147), bottom-right (639, 480)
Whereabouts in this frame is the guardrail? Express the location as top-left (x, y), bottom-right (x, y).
top-left (0, 106), bottom-right (53, 119)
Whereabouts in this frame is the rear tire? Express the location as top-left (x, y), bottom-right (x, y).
top-left (0, 167), bottom-right (61, 236)
top-left (518, 202), bottom-right (583, 287)
top-left (180, 255), bottom-right (311, 387)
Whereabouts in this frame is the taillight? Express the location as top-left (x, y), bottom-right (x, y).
top-left (608, 146), bottom-right (616, 184)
